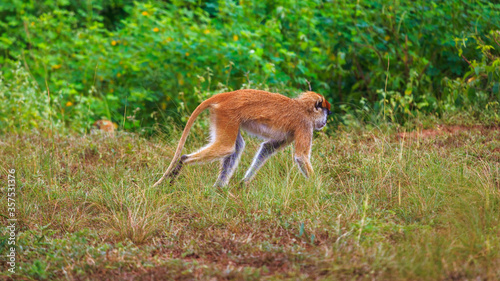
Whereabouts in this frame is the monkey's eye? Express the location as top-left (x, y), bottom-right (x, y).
top-left (315, 101), bottom-right (322, 109)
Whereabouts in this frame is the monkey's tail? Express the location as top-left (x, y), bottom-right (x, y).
top-left (152, 99), bottom-right (212, 187)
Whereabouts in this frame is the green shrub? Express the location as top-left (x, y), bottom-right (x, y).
top-left (0, 63), bottom-right (94, 133)
top-left (441, 30), bottom-right (500, 124)
top-left (1, 1), bottom-right (499, 131)
top-left (0, 63), bottom-right (51, 132)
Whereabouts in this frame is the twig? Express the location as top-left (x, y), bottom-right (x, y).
top-left (461, 54), bottom-right (472, 66)
top-left (384, 55), bottom-right (390, 122)
top-left (461, 53), bottom-right (487, 78)
top-left (305, 79), bottom-right (312, 91)
top-left (493, 36), bottom-right (500, 48)
top-left (475, 36), bottom-right (496, 60)
top-left (384, 55), bottom-right (390, 92)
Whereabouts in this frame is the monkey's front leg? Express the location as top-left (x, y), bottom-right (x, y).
top-left (294, 156), bottom-right (314, 178)
top-left (293, 129), bottom-right (314, 178)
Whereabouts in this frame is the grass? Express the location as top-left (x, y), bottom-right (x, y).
top-left (1, 123), bottom-right (500, 280)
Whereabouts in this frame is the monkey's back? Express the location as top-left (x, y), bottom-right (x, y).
top-left (207, 89), bottom-right (309, 137)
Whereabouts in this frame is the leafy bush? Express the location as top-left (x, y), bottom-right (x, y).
top-left (441, 30), bottom-right (500, 124)
top-left (0, 63), bottom-right (52, 132)
top-left (0, 63), bottom-right (94, 133)
top-left (0, 0), bottom-right (499, 131)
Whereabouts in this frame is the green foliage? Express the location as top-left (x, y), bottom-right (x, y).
top-left (0, 63), bottom-right (50, 131)
top-left (443, 30), bottom-right (500, 123)
top-left (0, 63), bottom-right (94, 133)
top-left (0, 0), bottom-right (499, 131)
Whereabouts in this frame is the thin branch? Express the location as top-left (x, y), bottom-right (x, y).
top-left (461, 54), bottom-right (472, 66)
top-left (305, 79), bottom-right (312, 91)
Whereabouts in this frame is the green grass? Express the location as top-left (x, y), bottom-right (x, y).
top-left (1, 124), bottom-right (500, 280)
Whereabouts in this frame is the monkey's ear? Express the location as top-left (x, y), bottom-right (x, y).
top-left (322, 99), bottom-right (331, 111)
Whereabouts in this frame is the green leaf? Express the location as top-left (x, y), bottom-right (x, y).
top-left (493, 82), bottom-right (499, 97)
top-left (467, 87), bottom-right (475, 101)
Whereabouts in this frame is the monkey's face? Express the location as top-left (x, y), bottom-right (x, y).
top-left (301, 92), bottom-right (331, 130)
top-left (314, 107), bottom-right (331, 130)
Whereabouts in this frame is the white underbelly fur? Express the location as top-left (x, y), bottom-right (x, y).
top-left (241, 121), bottom-right (290, 141)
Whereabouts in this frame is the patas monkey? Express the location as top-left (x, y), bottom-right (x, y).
top-left (92, 119), bottom-right (116, 136)
top-left (153, 89), bottom-right (331, 187)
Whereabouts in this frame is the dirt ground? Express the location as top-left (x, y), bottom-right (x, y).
top-left (397, 125), bottom-right (500, 142)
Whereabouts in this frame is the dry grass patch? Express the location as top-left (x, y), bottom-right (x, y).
top-left (1, 126), bottom-right (499, 280)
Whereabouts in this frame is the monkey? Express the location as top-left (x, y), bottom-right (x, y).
top-left (92, 119), bottom-right (116, 136)
top-left (152, 89), bottom-right (331, 187)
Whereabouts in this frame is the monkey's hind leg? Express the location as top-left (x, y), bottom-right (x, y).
top-left (242, 139), bottom-right (289, 183)
top-left (214, 131), bottom-right (245, 187)
top-left (167, 155), bottom-right (188, 185)
top-left (181, 120), bottom-right (241, 185)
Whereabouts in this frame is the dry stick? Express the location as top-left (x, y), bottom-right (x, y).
top-left (44, 77), bottom-right (55, 188)
top-left (244, 71), bottom-right (251, 88)
top-left (390, 10), bottom-right (407, 78)
top-left (494, 36), bottom-right (500, 48)
top-left (461, 54), bottom-right (472, 66)
top-left (93, 63), bottom-right (99, 86)
top-left (398, 181), bottom-right (401, 206)
top-left (357, 194), bottom-right (369, 245)
top-left (226, 61), bottom-right (233, 87)
top-left (305, 79), bottom-right (312, 91)
top-left (384, 55), bottom-right (390, 92)
top-left (461, 54), bottom-right (488, 78)
top-left (398, 128), bottom-right (405, 207)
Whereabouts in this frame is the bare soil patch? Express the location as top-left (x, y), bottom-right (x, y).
top-left (396, 125), bottom-right (500, 140)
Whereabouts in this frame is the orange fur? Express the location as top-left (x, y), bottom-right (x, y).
top-left (93, 120), bottom-right (116, 136)
top-left (153, 89), bottom-right (331, 187)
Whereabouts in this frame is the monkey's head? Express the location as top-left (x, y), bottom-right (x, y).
top-left (298, 91), bottom-right (332, 130)
top-left (93, 119), bottom-right (116, 133)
